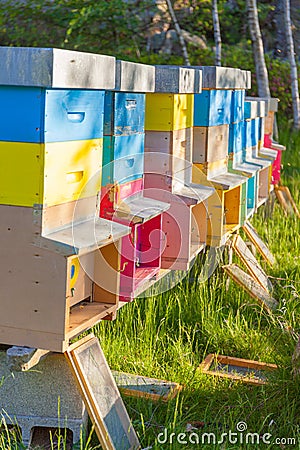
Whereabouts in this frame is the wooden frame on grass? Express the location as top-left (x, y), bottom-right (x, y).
top-left (199, 353), bottom-right (278, 385)
top-left (275, 185), bottom-right (300, 218)
top-left (112, 371), bottom-right (182, 402)
top-left (66, 334), bottom-right (140, 450)
top-left (242, 221), bottom-right (275, 266)
top-left (231, 234), bottom-right (273, 292)
top-left (222, 264), bottom-right (278, 313)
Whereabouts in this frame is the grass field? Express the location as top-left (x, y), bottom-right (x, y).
top-left (1, 125), bottom-right (300, 449)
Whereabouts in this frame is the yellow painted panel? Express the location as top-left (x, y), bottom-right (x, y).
top-left (173, 94), bottom-right (194, 130)
top-left (145, 94), bottom-right (194, 131)
top-left (44, 139), bottom-right (103, 207)
top-left (0, 141), bottom-right (44, 206)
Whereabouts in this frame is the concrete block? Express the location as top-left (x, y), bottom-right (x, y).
top-left (115, 60), bottom-right (155, 92)
top-left (154, 65), bottom-right (202, 93)
top-left (0, 351), bottom-right (87, 446)
top-left (0, 47), bottom-right (116, 89)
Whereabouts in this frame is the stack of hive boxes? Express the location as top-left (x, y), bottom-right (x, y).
top-left (144, 66), bottom-right (215, 270)
top-left (100, 60), bottom-right (170, 301)
top-left (228, 98), bottom-right (263, 218)
top-left (191, 66), bottom-right (249, 246)
top-left (0, 47), bottom-right (132, 352)
top-left (261, 97), bottom-right (286, 186)
top-left (243, 98), bottom-right (273, 207)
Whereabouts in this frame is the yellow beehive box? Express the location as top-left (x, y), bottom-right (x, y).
top-left (145, 93), bottom-right (194, 131)
top-left (0, 139), bottom-right (103, 207)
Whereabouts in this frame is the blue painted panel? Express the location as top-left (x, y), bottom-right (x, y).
top-left (229, 121), bottom-right (243, 154)
top-left (102, 136), bottom-right (115, 186)
top-left (258, 117), bottom-right (264, 141)
top-left (0, 86), bottom-right (44, 142)
top-left (243, 119), bottom-right (252, 149)
top-left (44, 89), bottom-right (105, 142)
top-left (231, 90), bottom-right (245, 123)
top-left (0, 87), bottom-right (105, 143)
top-left (247, 174), bottom-right (256, 209)
top-left (104, 134), bottom-right (145, 184)
top-left (244, 101), bottom-right (252, 120)
top-left (104, 92), bottom-right (145, 136)
top-left (250, 118), bottom-right (260, 147)
top-left (234, 150), bottom-right (244, 165)
top-left (194, 90), bottom-right (232, 126)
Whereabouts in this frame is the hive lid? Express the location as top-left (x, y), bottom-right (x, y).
top-left (190, 66), bottom-right (250, 89)
top-left (115, 60), bottom-right (155, 92)
top-left (114, 194), bottom-right (169, 224)
top-left (42, 217), bottom-right (130, 256)
top-left (0, 46), bottom-right (116, 89)
top-left (154, 65), bottom-right (202, 93)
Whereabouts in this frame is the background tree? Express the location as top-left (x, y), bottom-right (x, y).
top-left (165, 0), bottom-right (190, 65)
top-left (246, 0), bottom-right (270, 97)
top-left (212, 0), bottom-right (222, 66)
top-left (283, 0), bottom-right (300, 130)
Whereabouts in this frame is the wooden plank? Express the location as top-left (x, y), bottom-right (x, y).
top-left (112, 371), bottom-right (182, 402)
top-left (242, 221), bottom-right (275, 266)
top-left (67, 302), bottom-right (117, 340)
top-left (222, 264), bottom-right (278, 312)
top-left (66, 334), bottom-right (140, 450)
top-left (231, 234), bottom-right (273, 292)
top-left (199, 353), bottom-right (277, 385)
top-left (275, 185), bottom-right (300, 218)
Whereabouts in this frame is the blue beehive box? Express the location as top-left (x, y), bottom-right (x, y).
top-left (194, 89), bottom-right (232, 126)
top-left (243, 119), bottom-right (252, 149)
top-left (104, 92), bottom-right (145, 136)
top-left (251, 118), bottom-right (260, 147)
top-left (229, 121), bottom-right (243, 154)
top-left (0, 86), bottom-right (105, 143)
top-left (103, 134), bottom-right (144, 185)
top-left (231, 90), bottom-right (245, 123)
top-left (247, 175), bottom-right (257, 212)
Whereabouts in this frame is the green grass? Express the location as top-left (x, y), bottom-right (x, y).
top-left (1, 126), bottom-right (300, 449)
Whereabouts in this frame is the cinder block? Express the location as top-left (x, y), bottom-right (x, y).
top-left (0, 47), bottom-right (115, 89)
top-left (154, 65), bottom-right (202, 93)
top-left (0, 351), bottom-right (87, 446)
top-left (115, 60), bottom-right (155, 92)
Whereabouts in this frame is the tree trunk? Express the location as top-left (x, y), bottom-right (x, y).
top-left (246, 0), bottom-right (270, 97)
top-left (165, 0), bottom-right (190, 65)
top-left (284, 0), bottom-right (300, 130)
top-left (212, 0), bottom-right (222, 66)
